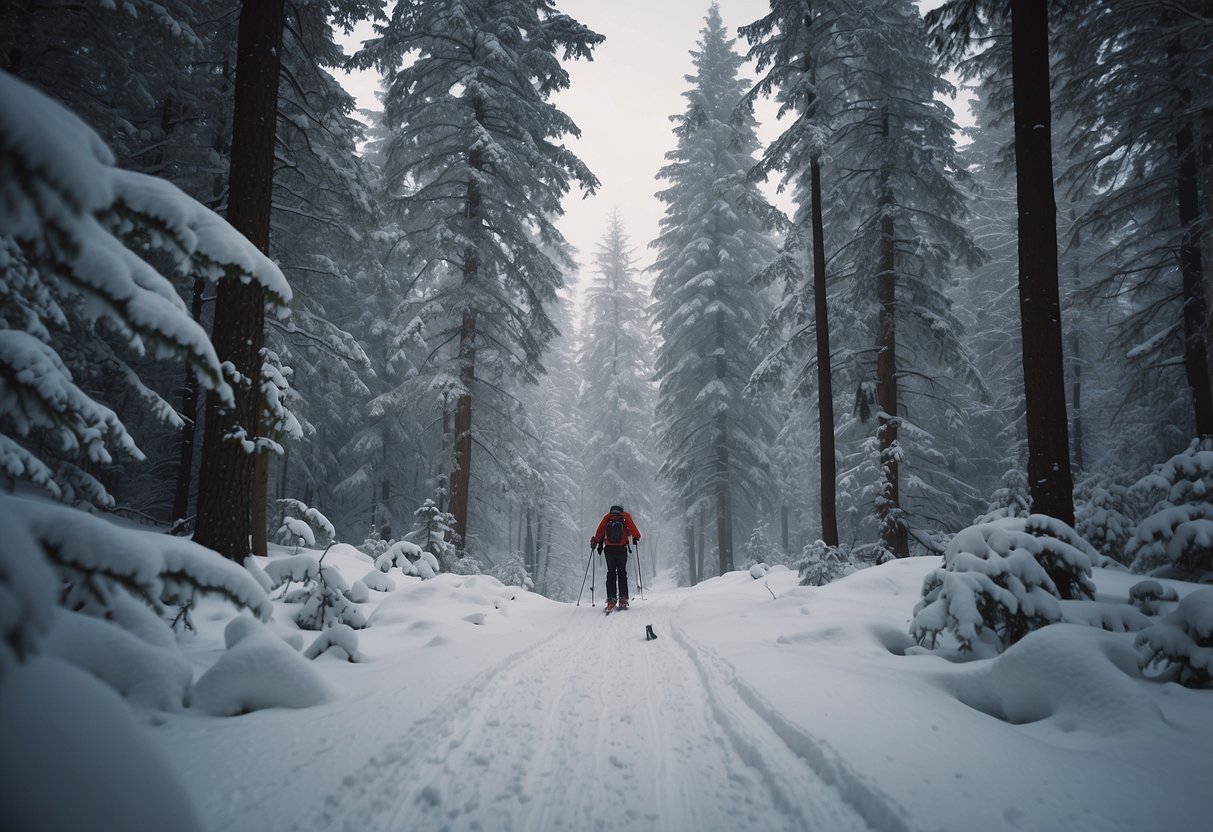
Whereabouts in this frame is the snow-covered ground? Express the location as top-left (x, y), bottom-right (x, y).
top-left (6, 544), bottom-right (1212, 832)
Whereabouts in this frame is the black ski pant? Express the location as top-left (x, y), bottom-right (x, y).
top-left (603, 545), bottom-right (629, 600)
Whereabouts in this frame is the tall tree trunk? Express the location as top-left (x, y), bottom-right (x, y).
top-left (194, 0), bottom-right (285, 558)
top-left (803, 9), bottom-right (839, 549)
top-left (1169, 35), bottom-right (1213, 436)
top-left (1011, 0), bottom-right (1074, 525)
top-left (809, 155), bottom-right (839, 548)
top-left (698, 505), bottom-right (707, 580)
top-left (876, 109), bottom-right (909, 558)
top-left (170, 276), bottom-right (206, 528)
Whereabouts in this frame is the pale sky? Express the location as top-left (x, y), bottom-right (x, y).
top-left (336, 0), bottom-right (967, 295)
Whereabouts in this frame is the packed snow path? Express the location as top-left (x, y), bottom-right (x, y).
top-left (314, 592), bottom-right (879, 832)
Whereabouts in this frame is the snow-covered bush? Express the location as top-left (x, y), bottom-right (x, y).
top-left (295, 549), bottom-right (367, 631)
top-left (911, 515), bottom-right (1096, 656)
top-left (1129, 580), bottom-right (1179, 617)
top-left (1076, 480), bottom-right (1136, 564)
top-left (1135, 588), bottom-right (1213, 689)
top-left (448, 553), bottom-right (484, 576)
top-left (263, 554), bottom-right (321, 594)
top-left (742, 520), bottom-right (779, 569)
top-left (0, 72), bottom-right (287, 506)
top-left (1126, 438), bottom-right (1213, 580)
top-left (357, 529), bottom-right (393, 560)
top-left (275, 498), bottom-right (335, 552)
top-left (375, 540), bottom-right (439, 579)
top-left (404, 498), bottom-right (457, 571)
top-left (797, 540), bottom-right (853, 587)
top-left (492, 552), bottom-right (534, 590)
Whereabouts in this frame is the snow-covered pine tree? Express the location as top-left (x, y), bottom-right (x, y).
top-left (579, 212), bottom-right (657, 522)
top-left (355, 0), bottom-right (602, 555)
top-left (1052, 1), bottom-right (1213, 440)
top-left (651, 4), bottom-right (779, 577)
top-left (824, 0), bottom-right (984, 556)
top-left (0, 72), bottom-right (287, 506)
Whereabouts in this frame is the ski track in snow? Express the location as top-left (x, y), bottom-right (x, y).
top-left (309, 594), bottom-right (890, 832)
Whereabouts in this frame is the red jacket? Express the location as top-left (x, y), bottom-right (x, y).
top-left (591, 510), bottom-right (641, 550)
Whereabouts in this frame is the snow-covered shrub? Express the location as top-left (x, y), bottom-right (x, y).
top-left (1129, 580), bottom-right (1180, 616)
top-left (275, 498), bottom-right (335, 552)
top-left (911, 516), bottom-right (1096, 656)
top-left (1127, 438), bottom-right (1213, 580)
top-left (1135, 588), bottom-right (1213, 688)
top-left (375, 540), bottom-right (439, 579)
top-left (742, 520), bottom-right (778, 569)
top-left (448, 553), bottom-right (483, 576)
top-left (797, 540), bottom-right (852, 587)
top-left (1076, 480), bottom-right (1135, 564)
top-left (357, 529), bottom-right (393, 560)
top-left (304, 624), bottom-right (362, 662)
top-left (263, 554), bottom-right (321, 594)
top-left (296, 564), bottom-right (366, 631)
top-left (0, 72), bottom-right (287, 507)
top-left (346, 579), bottom-right (370, 604)
top-left (405, 498), bottom-right (457, 571)
top-left (492, 552), bottom-right (534, 590)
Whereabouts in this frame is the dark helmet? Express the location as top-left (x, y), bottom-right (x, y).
top-left (609, 504), bottom-right (624, 514)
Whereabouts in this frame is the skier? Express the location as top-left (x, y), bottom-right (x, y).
top-left (591, 505), bottom-right (641, 611)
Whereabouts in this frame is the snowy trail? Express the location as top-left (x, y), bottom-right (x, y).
top-left (311, 591), bottom-right (877, 832)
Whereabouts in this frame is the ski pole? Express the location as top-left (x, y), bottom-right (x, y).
top-left (636, 538), bottom-right (645, 601)
top-left (576, 545), bottom-right (594, 606)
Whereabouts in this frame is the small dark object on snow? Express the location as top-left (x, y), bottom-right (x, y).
top-left (645, 624), bottom-right (657, 641)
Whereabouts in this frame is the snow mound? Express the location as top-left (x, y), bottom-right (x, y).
top-left (0, 659), bottom-right (203, 831)
top-left (304, 624), bottom-right (362, 662)
top-left (43, 610), bottom-right (193, 710)
top-left (192, 632), bottom-right (337, 716)
top-left (938, 624), bottom-right (1160, 736)
top-left (362, 570), bottom-right (396, 592)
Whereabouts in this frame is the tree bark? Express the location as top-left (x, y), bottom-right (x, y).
top-left (809, 155), bottom-right (839, 548)
top-left (194, 0), bottom-right (285, 558)
top-left (1169, 35), bottom-right (1213, 437)
top-left (876, 109), bottom-right (909, 557)
top-left (1068, 219), bottom-right (1084, 472)
top-left (1011, 0), bottom-right (1075, 525)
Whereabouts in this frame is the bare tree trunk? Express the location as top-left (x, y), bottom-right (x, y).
top-left (1169, 35), bottom-right (1213, 436)
top-left (1068, 217), bottom-right (1085, 472)
top-left (780, 505), bottom-right (790, 556)
top-left (876, 108), bottom-right (909, 557)
top-left (1011, 0), bottom-right (1074, 525)
top-left (194, 0), bottom-right (285, 558)
top-left (252, 453), bottom-right (268, 555)
top-left (714, 303), bottom-right (734, 574)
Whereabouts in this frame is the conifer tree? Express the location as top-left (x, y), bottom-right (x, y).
top-left (579, 212), bottom-right (657, 519)
top-left (651, 4), bottom-right (778, 576)
top-left (357, 0), bottom-right (603, 553)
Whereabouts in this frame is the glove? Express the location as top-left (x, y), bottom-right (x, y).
top-left (589, 537), bottom-right (596, 549)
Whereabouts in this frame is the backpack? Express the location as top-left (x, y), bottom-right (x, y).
top-left (605, 512), bottom-right (626, 546)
